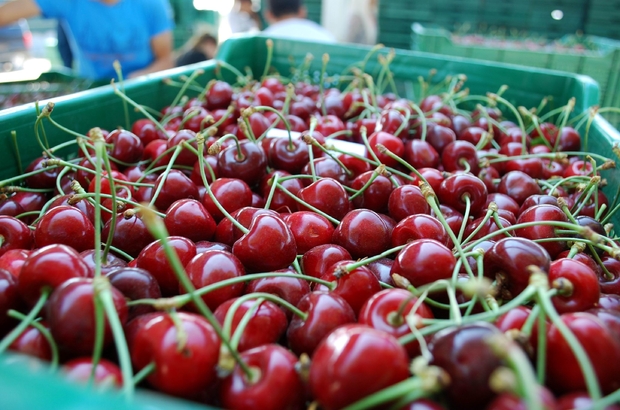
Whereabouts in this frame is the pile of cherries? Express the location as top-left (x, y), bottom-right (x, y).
top-left (1, 51), bottom-right (620, 410)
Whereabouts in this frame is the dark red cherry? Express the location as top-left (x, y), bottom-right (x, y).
top-left (202, 177), bottom-right (253, 221)
top-left (498, 170), bottom-right (542, 205)
top-left (300, 244), bottom-right (351, 278)
top-left (9, 322), bottom-right (52, 361)
top-left (332, 209), bottom-right (391, 260)
top-left (246, 268), bottom-right (310, 320)
top-left (388, 184), bottom-right (430, 221)
top-left (0, 268), bottom-right (20, 333)
top-left (404, 139), bottom-right (440, 169)
top-left (282, 211), bottom-right (334, 254)
top-left (392, 239), bottom-right (456, 288)
top-left (391, 214), bottom-right (448, 247)
top-left (516, 204), bottom-right (568, 258)
top-left (0, 215), bottom-right (33, 257)
top-left (106, 267), bottom-right (161, 320)
top-left (350, 170), bottom-right (393, 213)
top-left (106, 128), bottom-right (144, 164)
top-left (441, 140), bottom-right (480, 174)
top-left (297, 178), bottom-right (351, 221)
top-left (101, 212), bottom-right (156, 258)
top-left (64, 357), bottom-right (123, 388)
top-left (164, 199), bottom-right (216, 243)
top-left (437, 172), bottom-right (488, 215)
top-left (549, 258), bottom-right (600, 314)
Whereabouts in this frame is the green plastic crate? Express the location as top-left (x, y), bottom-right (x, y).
top-left (411, 22), bottom-right (620, 126)
top-left (0, 34), bottom-right (619, 408)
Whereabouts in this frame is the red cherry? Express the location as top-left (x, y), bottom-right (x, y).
top-left (556, 391), bottom-right (620, 410)
top-left (47, 277), bottom-right (128, 356)
top-left (0, 249), bottom-right (30, 278)
top-left (8, 322), bottom-right (52, 360)
top-left (350, 170), bottom-right (393, 213)
top-left (437, 172), bottom-right (488, 215)
top-left (267, 137), bottom-right (309, 174)
top-left (32, 206), bottom-right (94, 252)
top-left (282, 211), bottom-right (334, 254)
top-left (516, 204), bottom-right (568, 258)
top-left (102, 212), bottom-right (156, 258)
top-left (202, 177), bottom-right (253, 221)
top-left (309, 324), bottom-right (410, 410)
top-left (549, 258), bottom-right (600, 314)
top-left (131, 118), bottom-right (161, 146)
top-left (391, 239), bottom-right (456, 288)
top-left (498, 170), bottom-right (542, 205)
top-left (391, 214), bottom-right (448, 247)
top-left (246, 268), bottom-right (310, 320)
top-left (220, 344), bottom-right (305, 410)
top-left (164, 199), bottom-right (216, 243)
top-left (300, 244), bottom-right (351, 278)
top-left (332, 209), bottom-right (391, 260)
top-left (441, 140), bottom-right (480, 174)
top-left (106, 128), bottom-right (144, 164)
top-left (64, 357), bottom-right (123, 388)
top-left (0, 268), bottom-right (20, 333)
top-left (152, 170), bottom-right (199, 212)
top-left (0, 215), bottom-right (33, 257)
top-left (24, 157), bottom-right (59, 189)
top-left (297, 177), bottom-right (351, 221)
top-left (388, 184), bottom-right (430, 221)
top-left (129, 311), bottom-right (220, 399)
top-left (205, 80), bottom-right (233, 110)
top-left (404, 139), bottom-right (440, 169)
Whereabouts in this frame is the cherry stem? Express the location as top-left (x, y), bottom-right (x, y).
top-left (319, 53), bottom-right (329, 116)
top-left (262, 172), bottom-right (279, 211)
top-left (462, 204), bottom-right (495, 245)
top-left (349, 165), bottom-right (385, 201)
top-left (457, 194), bottom-right (472, 244)
top-left (344, 244), bottom-right (407, 272)
top-left (342, 377), bottom-right (426, 410)
top-left (112, 61), bottom-right (130, 129)
top-left (227, 297), bottom-right (264, 351)
top-left (6, 310), bottom-right (59, 371)
top-left (535, 286), bottom-right (602, 400)
top-left (536, 308), bottom-right (548, 385)
top-left (132, 361), bottom-right (156, 386)
top-left (0, 289), bottom-right (50, 354)
top-left (96, 277), bottom-right (134, 400)
top-left (261, 39), bottom-right (274, 80)
top-left (302, 134), bottom-right (353, 179)
top-left (147, 145), bottom-right (183, 209)
top-left (139, 204), bottom-right (254, 379)
top-left (10, 130), bottom-right (23, 175)
top-left (215, 60), bottom-right (248, 86)
top-left (89, 289), bottom-right (106, 388)
top-left (273, 181), bottom-right (341, 225)
top-left (111, 82), bottom-right (169, 136)
top-left (170, 68), bottom-right (205, 110)
top-left (487, 334), bottom-right (544, 410)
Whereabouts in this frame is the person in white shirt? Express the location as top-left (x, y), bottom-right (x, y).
top-left (263, 0), bottom-right (336, 43)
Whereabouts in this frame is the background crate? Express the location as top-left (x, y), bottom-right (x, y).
top-left (411, 22), bottom-right (620, 126)
top-left (0, 34), bottom-right (619, 408)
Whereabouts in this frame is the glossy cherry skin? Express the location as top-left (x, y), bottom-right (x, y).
top-left (24, 156), bottom-right (60, 189)
top-left (388, 184), bottom-right (430, 221)
top-left (391, 214), bottom-right (449, 247)
top-left (267, 137), bottom-right (309, 174)
top-left (164, 199), bottom-right (216, 243)
top-left (350, 171), bottom-right (393, 213)
top-left (332, 209), bottom-right (391, 260)
top-left (300, 244), bottom-right (351, 278)
top-left (438, 172), bottom-right (488, 215)
top-left (0, 268), bottom-right (20, 334)
top-left (0, 215), bottom-right (32, 259)
top-left (484, 237), bottom-right (551, 298)
top-left (441, 140), bottom-right (480, 174)
top-left (358, 288), bottom-right (434, 357)
top-left (205, 80), bottom-right (233, 109)
top-left (232, 213), bottom-right (297, 273)
top-left (217, 140), bottom-right (268, 188)
top-left (214, 207), bottom-right (279, 246)
top-left (8, 322), bottom-right (52, 360)
top-left (182, 249), bottom-right (245, 311)
top-left (18, 244), bottom-right (93, 306)
top-left (135, 236), bottom-right (197, 296)
top-left (214, 297), bottom-right (288, 352)
top-left (79, 249), bottom-right (126, 277)
top-left (309, 324), bottom-right (410, 410)
top-left (33, 206), bottom-right (95, 253)
top-left (246, 268), bottom-right (310, 320)
top-left (106, 128), bottom-right (144, 164)
top-left (545, 312), bottom-right (620, 395)
top-left (282, 211), bottom-right (334, 254)
top-left (549, 258), bottom-right (600, 314)
top-left (106, 267), bottom-right (161, 320)
top-left (404, 139), bottom-right (440, 169)
top-left (129, 312), bottom-right (221, 399)
top-left (0, 249), bottom-right (30, 278)
top-left (202, 177), bottom-right (253, 221)
top-left (516, 204), bottom-right (568, 258)
top-left (600, 256), bottom-right (620, 295)
top-left (429, 322), bottom-right (503, 410)
top-left (485, 388), bottom-right (557, 410)
top-left (556, 391), bottom-right (620, 410)
top-left (47, 277), bottom-right (128, 357)
top-left (314, 260), bottom-right (382, 315)
top-left (152, 170), bottom-right (199, 212)
top-left (63, 357), bottom-right (123, 388)
top-left (296, 178), bottom-right (351, 221)
top-left (392, 239), bottom-right (456, 288)
top-left (220, 344), bottom-right (305, 410)
top-left (259, 170), bottom-right (304, 213)
top-left (101, 212), bottom-right (155, 258)
top-left (497, 170), bottom-right (542, 205)
top-left (367, 131), bottom-right (405, 167)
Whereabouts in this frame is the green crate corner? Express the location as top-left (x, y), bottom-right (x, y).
top-left (410, 22), bottom-right (620, 127)
top-left (0, 34), bottom-right (619, 408)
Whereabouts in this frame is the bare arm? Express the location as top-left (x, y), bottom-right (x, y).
top-left (0, 0), bottom-right (41, 26)
top-left (127, 30), bottom-right (174, 78)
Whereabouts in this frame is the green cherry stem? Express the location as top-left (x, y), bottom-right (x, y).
top-left (6, 310), bottom-right (59, 371)
top-left (0, 289), bottom-right (50, 354)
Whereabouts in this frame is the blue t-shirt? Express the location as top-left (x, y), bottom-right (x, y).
top-left (36, 0), bottom-right (174, 80)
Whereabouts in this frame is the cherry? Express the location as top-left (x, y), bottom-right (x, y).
top-left (0, 215), bottom-right (33, 257)
top-left (441, 140), bottom-right (480, 174)
top-left (165, 129), bottom-right (202, 167)
top-left (0, 249), bottom-right (30, 278)
top-left (135, 236), bottom-right (197, 296)
top-left (18, 244), bottom-right (92, 306)
top-left (391, 214), bottom-right (449, 247)
top-left (214, 207), bottom-right (279, 246)
top-left (202, 177), bottom-right (253, 221)
top-left (315, 114), bottom-right (346, 137)
top-left (485, 388), bottom-right (557, 410)
top-left (106, 128), bottom-right (144, 164)
top-left (437, 172), bottom-right (488, 215)
top-left (350, 170), bottom-right (393, 213)
top-left (549, 258), bottom-right (600, 314)
top-left (404, 139), bottom-right (440, 169)
top-left (190, 155), bottom-right (219, 186)
top-left (47, 277), bottom-right (128, 357)
top-left (183, 249), bottom-right (245, 311)
top-left (216, 140), bottom-right (268, 188)
top-left (267, 137), bottom-right (309, 174)
top-left (48, 194), bottom-right (96, 224)
top-left (32, 205), bottom-right (95, 253)
top-left (332, 209), bottom-right (391, 260)
top-left (495, 305), bottom-right (532, 333)
top-left (516, 204), bottom-right (568, 258)
top-left (571, 190), bottom-right (609, 219)
top-left (484, 237), bottom-right (551, 298)
top-left (556, 391), bottom-right (620, 410)
top-left (142, 139), bottom-right (171, 169)
top-left (300, 244), bottom-right (351, 278)
top-left (164, 199), bottom-right (216, 243)
top-left (600, 257), bottom-right (620, 295)
top-left (545, 311), bottom-right (620, 395)
top-left (214, 297), bottom-right (288, 352)
top-left (530, 122), bottom-right (559, 147)
top-left (220, 344), bottom-right (305, 410)
top-left (301, 157), bottom-right (348, 186)
top-left (309, 324), bottom-right (410, 410)
top-left (106, 267), bottom-right (161, 320)
top-left (411, 167), bottom-right (445, 193)
top-left (205, 80), bottom-right (233, 110)
top-left (63, 357), bottom-right (123, 388)
top-left (79, 249), bottom-right (126, 276)
top-left (8, 322), bottom-right (52, 361)
top-left (497, 170), bottom-right (542, 205)
top-left (368, 131), bottom-right (405, 167)
top-left (152, 170), bottom-right (199, 212)
top-left (478, 166), bottom-right (500, 194)
top-left (282, 211), bottom-right (334, 254)
top-left (246, 268), bottom-right (310, 320)
top-left (518, 194), bottom-right (559, 216)
top-left (556, 126), bottom-right (581, 151)
top-left (426, 124), bottom-right (457, 154)
top-left (232, 213), bottom-right (297, 273)
top-left (377, 109), bottom-right (408, 139)
top-left (392, 239), bottom-right (456, 288)
top-left (388, 184), bottom-right (430, 221)
top-left (259, 170), bottom-right (304, 213)
top-left (296, 177), bottom-right (351, 221)
top-left (358, 288), bottom-right (434, 357)
top-left (129, 311), bottom-right (220, 399)
top-left (131, 119), bottom-right (160, 146)
top-left (483, 193), bottom-right (520, 218)
top-left (101, 212), bottom-right (155, 258)
top-left (0, 268), bottom-right (20, 334)
top-left (428, 322), bottom-right (503, 410)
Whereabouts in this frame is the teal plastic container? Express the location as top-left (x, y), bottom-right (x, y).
top-left (0, 34), bottom-right (619, 408)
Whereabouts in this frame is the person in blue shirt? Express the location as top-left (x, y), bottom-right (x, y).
top-left (0, 0), bottom-right (175, 81)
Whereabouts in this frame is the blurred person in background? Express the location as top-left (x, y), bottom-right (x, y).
top-left (175, 31), bottom-right (218, 67)
top-left (228, 0), bottom-right (262, 34)
top-left (263, 0), bottom-right (335, 43)
top-left (343, 0), bottom-right (378, 45)
top-left (0, 0), bottom-right (175, 81)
